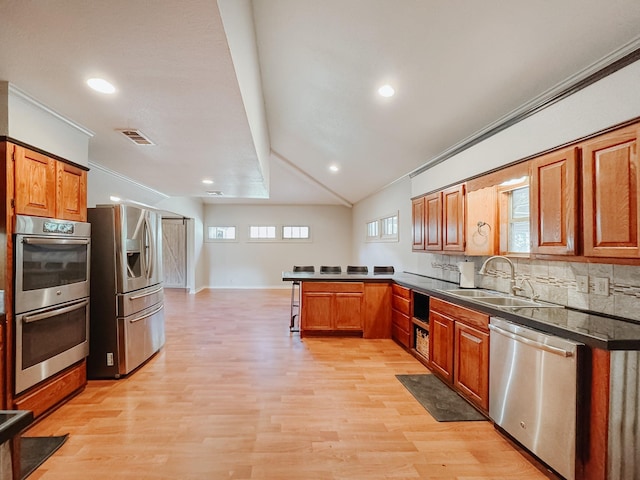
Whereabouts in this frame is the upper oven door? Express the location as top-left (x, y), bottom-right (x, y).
top-left (14, 234), bottom-right (91, 314)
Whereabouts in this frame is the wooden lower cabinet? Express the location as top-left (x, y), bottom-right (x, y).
top-left (428, 309), bottom-right (454, 383)
top-left (454, 322), bottom-right (489, 411)
top-left (301, 282), bottom-right (364, 335)
top-left (363, 283), bottom-right (391, 339)
top-left (429, 297), bottom-right (489, 413)
top-left (391, 284), bottom-right (411, 347)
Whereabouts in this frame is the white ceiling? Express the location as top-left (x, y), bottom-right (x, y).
top-left (1, 1), bottom-right (640, 207)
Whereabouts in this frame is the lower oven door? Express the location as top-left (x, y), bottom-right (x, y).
top-left (15, 298), bottom-right (90, 395)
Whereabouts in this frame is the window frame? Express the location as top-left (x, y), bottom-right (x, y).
top-left (497, 179), bottom-right (531, 255)
top-left (282, 225), bottom-right (312, 242)
top-left (247, 224), bottom-right (278, 242)
top-left (366, 212), bottom-right (399, 243)
top-left (205, 225), bottom-right (238, 242)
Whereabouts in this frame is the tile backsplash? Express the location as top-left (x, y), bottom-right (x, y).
top-left (413, 253), bottom-right (640, 322)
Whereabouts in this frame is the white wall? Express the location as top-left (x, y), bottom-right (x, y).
top-left (412, 59), bottom-right (640, 195)
top-left (204, 204), bottom-right (352, 288)
top-left (351, 176), bottom-right (414, 273)
top-left (2, 82), bottom-right (92, 166)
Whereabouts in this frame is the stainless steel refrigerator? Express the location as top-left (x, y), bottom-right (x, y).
top-left (87, 204), bottom-right (165, 378)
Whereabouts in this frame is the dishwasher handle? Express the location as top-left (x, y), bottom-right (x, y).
top-left (488, 323), bottom-right (574, 357)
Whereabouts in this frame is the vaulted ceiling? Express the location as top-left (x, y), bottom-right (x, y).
top-left (1, 1), bottom-right (640, 207)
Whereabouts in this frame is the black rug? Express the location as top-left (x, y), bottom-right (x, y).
top-left (396, 374), bottom-right (486, 422)
top-left (20, 434), bottom-right (68, 479)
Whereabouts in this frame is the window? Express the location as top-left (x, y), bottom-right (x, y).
top-left (249, 225), bottom-right (276, 239)
top-left (381, 215), bottom-right (398, 238)
top-left (282, 225), bottom-right (310, 240)
top-left (366, 213), bottom-right (398, 242)
top-left (367, 220), bottom-right (379, 239)
top-left (507, 186), bottom-right (530, 253)
top-left (207, 226), bottom-right (236, 241)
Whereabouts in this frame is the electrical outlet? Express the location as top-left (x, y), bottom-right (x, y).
top-left (106, 352), bottom-right (114, 366)
top-left (594, 277), bottom-right (610, 296)
top-left (576, 275), bottom-right (589, 293)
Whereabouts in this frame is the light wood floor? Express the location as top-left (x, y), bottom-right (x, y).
top-left (25, 289), bottom-right (555, 479)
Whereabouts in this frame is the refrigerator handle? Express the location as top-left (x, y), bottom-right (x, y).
top-left (144, 213), bottom-right (154, 280)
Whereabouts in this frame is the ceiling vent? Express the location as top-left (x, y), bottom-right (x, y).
top-left (206, 190), bottom-right (224, 196)
top-left (118, 129), bottom-right (155, 146)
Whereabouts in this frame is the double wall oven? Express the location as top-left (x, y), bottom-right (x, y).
top-left (13, 215), bottom-right (91, 394)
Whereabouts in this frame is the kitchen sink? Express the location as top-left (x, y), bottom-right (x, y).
top-left (474, 296), bottom-right (560, 308)
top-left (441, 288), bottom-right (563, 309)
top-left (443, 289), bottom-right (506, 298)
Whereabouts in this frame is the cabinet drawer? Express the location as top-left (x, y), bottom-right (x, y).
top-left (392, 294), bottom-right (411, 315)
top-left (302, 282), bottom-right (364, 293)
top-left (430, 297), bottom-right (489, 332)
top-left (391, 309), bottom-right (410, 332)
top-left (392, 284), bottom-right (411, 299)
top-left (392, 323), bottom-right (410, 348)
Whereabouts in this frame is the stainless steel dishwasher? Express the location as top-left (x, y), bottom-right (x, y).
top-left (489, 317), bottom-right (583, 480)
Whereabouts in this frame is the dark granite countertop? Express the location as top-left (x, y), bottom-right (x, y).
top-left (283, 270), bottom-right (640, 350)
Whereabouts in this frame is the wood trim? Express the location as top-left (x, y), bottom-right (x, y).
top-left (578, 348), bottom-right (610, 480)
top-left (13, 361), bottom-right (87, 419)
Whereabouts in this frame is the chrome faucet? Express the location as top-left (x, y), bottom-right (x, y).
top-left (478, 255), bottom-right (519, 296)
top-left (517, 277), bottom-right (540, 302)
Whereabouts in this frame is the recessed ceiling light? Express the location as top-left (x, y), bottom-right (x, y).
top-left (378, 84), bottom-right (395, 97)
top-left (87, 78), bottom-right (116, 94)
top-left (109, 196), bottom-right (121, 202)
top-left (202, 179), bottom-right (214, 185)
top-left (329, 164), bottom-right (339, 173)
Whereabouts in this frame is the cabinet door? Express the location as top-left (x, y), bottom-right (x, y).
top-left (301, 292), bottom-right (333, 330)
top-left (56, 162), bottom-right (87, 221)
top-left (442, 184), bottom-right (465, 251)
top-left (391, 309), bottom-right (411, 348)
top-left (411, 197), bottom-right (425, 251)
top-left (465, 187), bottom-right (498, 256)
top-left (582, 125), bottom-right (640, 258)
top-left (428, 310), bottom-right (454, 384)
top-left (530, 147), bottom-right (578, 255)
top-left (454, 322), bottom-right (489, 411)
top-left (363, 283), bottom-right (391, 339)
top-left (13, 145), bottom-right (56, 218)
top-left (425, 192), bottom-right (442, 251)
top-left (334, 292), bottom-right (363, 330)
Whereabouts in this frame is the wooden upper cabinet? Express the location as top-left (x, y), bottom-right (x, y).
top-left (442, 184), bottom-right (465, 252)
top-left (425, 191), bottom-right (442, 251)
top-left (465, 186), bottom-right (498, 256)
top-left (582, 124), bottom-right (640, 258)
top-left (13, 145), bottom-right (57, 218)
top-left (530, 147), bottom-right (579, 255)
top-left (411, 197), bottom-right (425, 251)
top-left (56, 162), bottom-right (87, 222)
top-left (12, 144), bottom-right (87, 222)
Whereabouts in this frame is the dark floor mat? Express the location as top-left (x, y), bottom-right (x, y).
top-left (20, 434), bottom-right (68, 479)
top-left (396, 374), bottom-right (486, 422)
